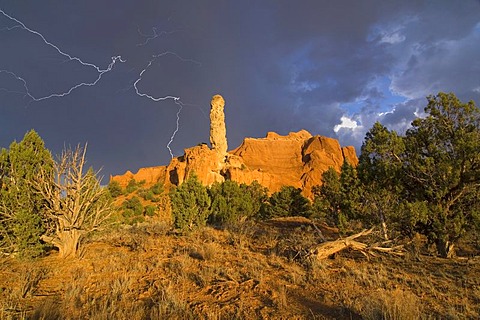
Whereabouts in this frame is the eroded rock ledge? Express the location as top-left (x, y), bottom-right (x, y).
top-left (111, 129), bottom-right (357, 199)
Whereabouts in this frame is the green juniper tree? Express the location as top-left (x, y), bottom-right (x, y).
top-left (169, 174), bottom-right (211, 231)
top-left (402, 93), bottom-right (480, 257)
top-left (358, 93), bottom-right (480, 257)
top-left (338, 161), bottom-right (363, 221)
top-left (0, 130), bottom-right (54, 258)
top-left (263, 185), bottom-right (312, 219)
top-left (244, 180), bottom-right (269, 219)
top-left (357, 122), bottom-right (405, 239)
top-left (208, 180), bottom-right (267, 225)
top-left (313, 167), bottom-right (342, 226)
top-left (313, 162), bottom-right (362, 233)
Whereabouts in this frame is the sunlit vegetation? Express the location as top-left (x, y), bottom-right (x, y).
top-left (315, 93), bottom-right (480, 257)
top-left (0, 92), bottom-right (479, 318)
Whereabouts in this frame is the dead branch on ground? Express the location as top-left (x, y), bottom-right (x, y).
top-left (308, 228), bottom-right (404, 260)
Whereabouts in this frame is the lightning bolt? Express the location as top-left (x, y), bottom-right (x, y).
top-left (168, 100), bottom-right (183, 158)
top-left (1, 8), bottom-right (204, 160)
top-left (0, 8), bottom-right (125, 102)
top-left (0, 24), bottom-right (21, 31)
top-left (136, 26), bottom-right (181, 47)
top-left (132, 51), bottom-right (201, 158)
top-left (0, 69), bottom-right (31, 96)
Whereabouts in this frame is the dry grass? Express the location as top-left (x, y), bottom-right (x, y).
top-left (0, 218), bottom-right (479, 319)
top-left (354, 288), bottom-right (421, 320)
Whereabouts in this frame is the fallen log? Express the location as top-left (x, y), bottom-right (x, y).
top-left (308, 228), bottom-right (404, 260)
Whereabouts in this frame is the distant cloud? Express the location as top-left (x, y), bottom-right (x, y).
top-left (334, 116), bottom-right (358, 132)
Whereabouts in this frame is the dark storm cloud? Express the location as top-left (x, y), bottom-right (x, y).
top-left (388, 2), bottom-right (480, 100)
top-left (1, 1), bottom-right (479, 176)
top-left (268, 1), bottom-right (480, 150)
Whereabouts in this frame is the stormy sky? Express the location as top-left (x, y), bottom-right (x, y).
top-left (1, 1), bottom-right (479, 178)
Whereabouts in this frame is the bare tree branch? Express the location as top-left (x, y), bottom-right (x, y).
top-left (308, 228), bottom-right (404, 260)
top-left (34, 144), bottom-right (113, 258)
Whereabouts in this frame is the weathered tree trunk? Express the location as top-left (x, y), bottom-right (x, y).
top-left (311, 229), bottom-right (372, 260)
top-left (58, 229), bottom-right (81, 258)
top-left (34, 145), bottom-right (112, 259)
top-left (436, 239), bottom-right (455, 258)
top-left (42, 229), bottom-right (82, 258)
top-left (309, 228), bottom-right (404, 260)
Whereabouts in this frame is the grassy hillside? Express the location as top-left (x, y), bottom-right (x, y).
top-left (1, 217), bottom-right (479, 319)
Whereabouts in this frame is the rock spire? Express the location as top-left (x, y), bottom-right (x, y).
top-left (210, 94), bottom-right (228, 167)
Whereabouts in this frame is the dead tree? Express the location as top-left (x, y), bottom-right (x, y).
top-left (35, 145), bottom-right (112, 258)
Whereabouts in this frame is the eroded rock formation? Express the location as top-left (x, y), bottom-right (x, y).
top-left (224, 130), bottom-right (358, 198)
top-left (209, 94), bottom-right (228, 169)
top-left (111, 130), bottom-right (358, 199)
top-left (111, 94), bottom-right (359, 198)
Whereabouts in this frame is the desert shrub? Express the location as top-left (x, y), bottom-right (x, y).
top-left (208, 180), bottom-right (267, 226)
top-left (262, 186), bottom-right (312, 219)
top-left (138, 189), bottom-right (154, 201)
top-left (144, 205), bottom-right (157, 217)
top-left (125, 179), bottom-right (145, 194)
top-left (144, 191), bottom-right (155, 201)
top-left (121, 196), bottom-right (144, 224)
top-left (107, 180), bottom-right (123, 198)
top-left (137, 183), bottom-right (165, 202)
top-left (125, 179), bottom-right (137, 193)
top-left (169, 174), bottom-right (210, 231)
top-left (150, 182), bottom-right (164, 195)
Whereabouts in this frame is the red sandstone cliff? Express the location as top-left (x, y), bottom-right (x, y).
top-left (111, 130), bottom-right (358, 199)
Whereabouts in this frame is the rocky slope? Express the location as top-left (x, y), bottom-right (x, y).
top-left (111, 129), bottom-right (358, 198)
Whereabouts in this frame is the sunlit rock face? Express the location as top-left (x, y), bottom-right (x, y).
top-left (226, 130), bottom-right (359, 198)
top-left (209, 94), bottom-right (228, 170)
top-left (110, 94), bottom-right (359, 199)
